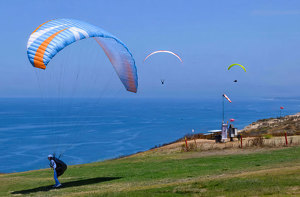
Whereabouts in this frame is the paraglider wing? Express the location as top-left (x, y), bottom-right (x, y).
top-left (144, 50), bottom-right (182, 62)
top-left (228, 64), bottom-right (246, 72)
top-left (27, 18), bottom-right (138, 93)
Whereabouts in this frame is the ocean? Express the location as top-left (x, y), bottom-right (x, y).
top-left (0, 97), bottom-right (299, 173)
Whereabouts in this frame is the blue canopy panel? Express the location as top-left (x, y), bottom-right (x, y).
top-left (27, 18), bottom-right (138, 93)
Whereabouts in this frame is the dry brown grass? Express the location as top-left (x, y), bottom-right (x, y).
top-left (155, 135), bottom-right (300, 156)
top-left (240, 113), bottom-right (300, 136)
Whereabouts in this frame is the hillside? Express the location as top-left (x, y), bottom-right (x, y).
top-left (1, 144), bottom-right (300, 196)
top-left (240, 112), bottom-right (300, 136)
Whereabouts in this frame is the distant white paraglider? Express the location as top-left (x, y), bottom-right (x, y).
top-left (144, 50), bottom-right (182, 62)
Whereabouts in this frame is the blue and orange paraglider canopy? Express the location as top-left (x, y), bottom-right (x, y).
top-left (27, 18), bottom-right (138, 93)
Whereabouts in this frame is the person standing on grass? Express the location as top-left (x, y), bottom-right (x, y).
top-left (48, 154), bottom-right (62, 188)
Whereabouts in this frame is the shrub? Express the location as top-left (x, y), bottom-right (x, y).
top-left (263, 134), bottom-right (273, 139)
top-left (251, 136), bottom-right (265, 147)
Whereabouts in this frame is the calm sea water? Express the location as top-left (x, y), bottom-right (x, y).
top-left (0, 97), bottom-right (299, 173)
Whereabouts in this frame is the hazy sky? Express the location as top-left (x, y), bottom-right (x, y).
top-left (0, 0), bottom-right (300, 99)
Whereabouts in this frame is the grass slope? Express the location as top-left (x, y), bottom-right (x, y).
top-left (1, 147), bottom-right (300, 196)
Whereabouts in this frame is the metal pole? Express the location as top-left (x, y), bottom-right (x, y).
top-left (280, 109), bottom-right (282, 118)
top-left (185, 137), bottom-right (188, 150)
top-left (241, 135), bottom-right (243, 148)
top-left (222, 95), bottom-right (224, 123)
top-left (285, 132), bottom-right (288, 145)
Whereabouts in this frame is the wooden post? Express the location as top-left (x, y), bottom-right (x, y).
top-left (185, 137), bottom-right (188, 149)
top-left (285, 132), bottom-right (288, 145)
top-left (241, 135), bottom-right (243, 149)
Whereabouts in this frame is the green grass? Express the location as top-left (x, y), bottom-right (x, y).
top-left (1, 147), bottom-right (300, 196)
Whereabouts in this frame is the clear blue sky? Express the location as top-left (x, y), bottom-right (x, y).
top-left (0, 0), bottom-right (300, 99)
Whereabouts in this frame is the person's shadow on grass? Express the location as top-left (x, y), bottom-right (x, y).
top-left (11, 177), bottom-right (121, 195)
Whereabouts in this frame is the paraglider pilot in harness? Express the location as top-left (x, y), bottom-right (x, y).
top-left (48, 154), bottom-right (67, 188)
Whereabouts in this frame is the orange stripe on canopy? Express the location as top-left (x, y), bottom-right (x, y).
top-left (33, 28), bottom-right (67, 69)
top-left (31, 20), bottom-right (52, 34)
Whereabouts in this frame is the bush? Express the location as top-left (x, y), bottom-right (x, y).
top-left (251, 136), bottom-right (265, 147)
top-left (263, 134), bottom-right (273, 139)
top-left (181, 142), bottom-right (197, 152)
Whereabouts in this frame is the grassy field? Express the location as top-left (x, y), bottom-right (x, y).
top-left (1, 146), bottom-right (300, 196)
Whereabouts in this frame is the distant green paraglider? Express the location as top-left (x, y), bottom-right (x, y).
top-left (228, 64), bottom-right (246, 72)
